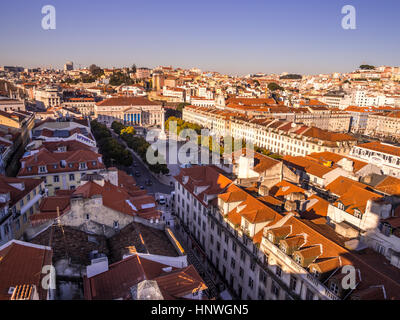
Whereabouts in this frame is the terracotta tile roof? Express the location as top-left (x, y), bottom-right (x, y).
top-left (307, 152), bottom-right (368, 173)
top-left (0, 240), bottom-right (52, 300)
top-left (18, 148), bottom-right (104, 177)
top-left (218, 190), bottom-right (247, 203)
top-left (269, 180), bottom-right (306, 198)
top-left (226, 97), bottom-right (277, 106)
top-left (301, 194), bottom-right (330, 219)
top-left (302, 127), bottom-right (356, 142)
top-left (309, 257), bottom-right (341, 273)
top-left (0, 175), bottom-right (43, 208)
top-left (73, 180), bottom-right (160, 220)
top-left (242, 208), bottom-right (276, 224)
top-left (84, 254), bottom-right (206, 300)
top-left (374, 176), bottom-right (400, 196)
top-left (266, 215), bottom-right (400, 299)
top-left (269, 225), bottom-right (291, 238)
top-left (333, 184), bottom-right (383, 216)
top-left (283, 155), bottom-right (334, 178)
top-left (325, 176), bottom-right (369, 197)
top-left (41, 140), bottom-right (94, 152)
top-left (174, 166), bottom-right (232, 207)
top-left (257, 195), bottom-right (283, 207)
top-left (356, 141), bottom-right (400, 157)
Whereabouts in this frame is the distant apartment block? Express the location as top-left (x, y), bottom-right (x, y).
top-left (350, 142), bottom-right (400, 178)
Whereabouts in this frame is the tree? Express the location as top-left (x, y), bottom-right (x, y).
top-left (89, 64), bottom-right (104, 77)
top-left (359, 65), bottom-right (375, 70)
top-left (279, 74), bottom-right (302, 80)
top-left (268, 82), bottom-right (283, 91)
top-left (111, 121), bottom-right (126, 135)
top-left (121, 126), bottom-right (136, 135)
top-left (131, 64), bottom-right (137, 74)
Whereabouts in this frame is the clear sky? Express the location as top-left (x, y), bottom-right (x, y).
top-left (1, 0), bottom-right (399, 76)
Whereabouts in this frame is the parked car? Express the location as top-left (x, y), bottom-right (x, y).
top-left (158, 196), bottom-right (166, 205)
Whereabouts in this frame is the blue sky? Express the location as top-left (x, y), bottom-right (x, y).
top-left (0, 0), bottom-right (399, 75)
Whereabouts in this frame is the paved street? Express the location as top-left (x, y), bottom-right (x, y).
top-left (111, 131), bottom-right (175, 195)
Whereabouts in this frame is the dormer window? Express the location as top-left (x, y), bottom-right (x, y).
top-left (337, 202), bottom-right (345, 210)
top-left (354, 209), bottom-right (362, 218)
top-left (268, 233), bottom-right (274, 243)
top-left (280, 243), bottom-right (287, 253)
top-left (27, 167), bottom-right (32, 172)
top-left (294, 254), bottom-right (302, 265)
top-left (39, 166), bottom-right (46, 173)
top-left (53, 164), bottom-right (58, 169)
top-left (312, 268), bottom-right (320, 278)
top-left (68, 163), bottom-right (74, 168)
top-left (79, 162), bottom-right (87, 170)
top-left (92, 161), bottom-right (97, 166)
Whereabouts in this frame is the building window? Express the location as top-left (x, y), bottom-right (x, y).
top-left (306, 288), bottom-right (314, 300)
top-left (113, 221), bottom-right (119, 229)
top-left (69, 174), bottom-right (75, 181)
top-left (54, 175), bottom-right (60, 183)
top-left (312, 268), bottom-right (320, 278)
top-left (276, 264), bottom-right (282, 277)
top-left (231, 258), bottom-right (236, 269)
top-left (248, 277), bottom-right (254, 289)
top-left (258, 288), bottom-right (265, 300)
top-left (232, 242), bottom-right (237, 252)
top-left (330, 282), bottom-right (339, 295)
top-left (271, 282), bottom-right (280, 297)
top-left (290, 276), bottom-right (297, 292)
top-left (240, 250), bottom-right (246, 262)
top-left (259, 271), bottom-right (267, 286)
top-left (239, 267), bottom-right (244, 279)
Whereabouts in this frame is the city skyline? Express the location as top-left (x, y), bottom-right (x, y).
top-left (1, 0), bottom-right (399, 75)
